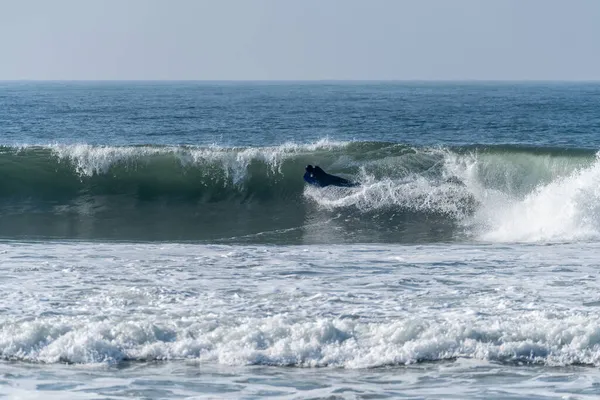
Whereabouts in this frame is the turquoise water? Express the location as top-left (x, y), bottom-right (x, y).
top-left (1, 82), bottom-right (600, 399)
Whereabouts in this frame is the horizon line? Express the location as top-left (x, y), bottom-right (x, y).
top-left (2, 79), bottom-right (600, 83)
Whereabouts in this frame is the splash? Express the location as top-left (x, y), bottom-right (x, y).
top-left (0, 141), bottom-right (599, 243)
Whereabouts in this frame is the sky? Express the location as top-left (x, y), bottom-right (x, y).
top-left (1, 0), bottom-right (599, 80)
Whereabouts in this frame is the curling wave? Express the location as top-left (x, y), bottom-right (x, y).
top-left (0, 141), bottom-right (598, 243)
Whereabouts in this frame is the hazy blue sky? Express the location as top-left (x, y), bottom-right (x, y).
top-left (1, 0), bottom-right (599, 80)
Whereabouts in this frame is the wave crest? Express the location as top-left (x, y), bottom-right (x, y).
top-left (0, 141), bottom-right (599, 243)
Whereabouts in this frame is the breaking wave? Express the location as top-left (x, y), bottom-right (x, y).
top-left (0, 140), bottom-right (599, 243)
top-left (2, 312), bottom-right (600, 367)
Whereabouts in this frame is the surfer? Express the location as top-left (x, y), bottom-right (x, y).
top-left (303, 165), bottom-right (358, 188)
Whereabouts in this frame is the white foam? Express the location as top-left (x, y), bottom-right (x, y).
top-left (466, 155), bottom-right (600, 242)
top-left (3, 310), bottom-right (600, 368)
top-left (305, 173), bottom-right (473, 218)
top-left (2, 241), bottom-right (600, 368)
top-left (43, 139), bottom-right (349, 179)
top-left (50, 144), bottom-right (160, 176)
top-left (303, 149), bottom-right (600, 243)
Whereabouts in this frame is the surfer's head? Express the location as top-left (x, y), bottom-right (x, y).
top-left (305, 165), bottom-right (314, 173)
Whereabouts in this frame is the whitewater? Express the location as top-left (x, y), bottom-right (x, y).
top-left (2, 82), bottom-right (600, 399)
top-left (4, 241), bottom-right (600, 398)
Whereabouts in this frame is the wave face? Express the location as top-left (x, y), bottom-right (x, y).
top-left (0, 141), bottom-right (598, 243)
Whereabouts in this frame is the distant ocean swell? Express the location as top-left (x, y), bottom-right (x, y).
top-left (0, 140), bottom-right (599, 243)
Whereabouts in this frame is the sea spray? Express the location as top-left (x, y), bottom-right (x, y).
top-left (0, 141), bottom-right (598, 243)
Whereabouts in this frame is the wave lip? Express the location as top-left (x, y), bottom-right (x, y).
top-left (45, 138), bottom-right (349, 177)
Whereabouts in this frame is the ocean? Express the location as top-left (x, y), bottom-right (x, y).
top-left (1, 81), bottom-right (600, 399)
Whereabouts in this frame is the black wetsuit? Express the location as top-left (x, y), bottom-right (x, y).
top-left (304, 165), bottom-right (358, 188)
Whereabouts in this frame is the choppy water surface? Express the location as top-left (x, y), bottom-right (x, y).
top-left (3, 242), bottom-right (600, 398)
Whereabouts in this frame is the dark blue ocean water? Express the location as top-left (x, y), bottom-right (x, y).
top-left (2, 81), bottom-right (599, 148)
